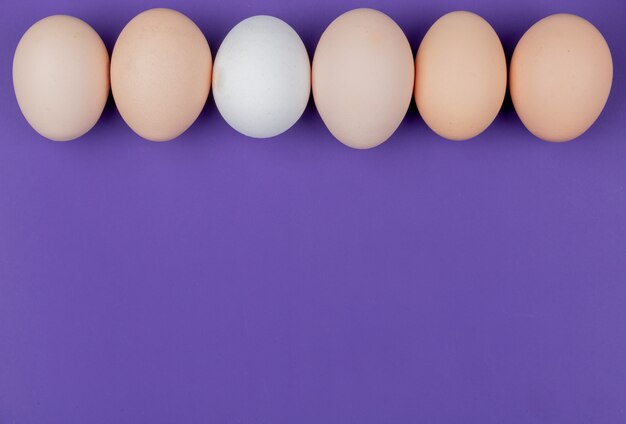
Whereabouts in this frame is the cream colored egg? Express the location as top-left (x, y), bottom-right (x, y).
top-left (510, 14), bottom-right (613, 142)
top-left (312, 8), bottom-right (414, 149)
top-left (111, 8), bottom-right (212, 142)
top-left (415, 11), bottom-right (507, 141)
top-left (13, 15), bottom-right (110, 141)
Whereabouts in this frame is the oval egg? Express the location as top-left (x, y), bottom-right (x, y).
top-left (510, 14), bottom-right (613, 142)
top-left (415, 11), bottom-right (507, 141)
top-left (111, 8), bottom-right (212, 142)
top-left (213, 15), bottom-right (310, 138)
top-left (312, 8), bottom-right (414, 149)
top-left (13, 15), bottom-right (110, 141)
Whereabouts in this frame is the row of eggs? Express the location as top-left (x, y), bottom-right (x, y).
top-left (13, 8), bottom-right (613, 148)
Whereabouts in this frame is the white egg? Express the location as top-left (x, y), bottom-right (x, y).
top-left (213, 15), bottom-right (311, 138)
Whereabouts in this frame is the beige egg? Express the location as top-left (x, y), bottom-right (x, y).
top-left (415, 11), bottom-right (507, 141)
top-left (13, 15), bottom-right (110, 141)
top-left (312, 8), bottom-right (414, 149)
top-left (510, 14), bottom-right (613, 142)
top-left (111, 8), bottom-right (212, 142)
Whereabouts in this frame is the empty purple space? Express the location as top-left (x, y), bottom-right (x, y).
top-left (1, 0), bottom-right (625, 423)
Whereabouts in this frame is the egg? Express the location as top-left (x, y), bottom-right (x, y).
top-left (510, 14), bottom-right (613, 142)
top-left (12, 15), bottom-right (110, 141)
top-left (213, 16), bottom-right (310, 139)
top-left (312, 8), bottom-right (414, 149)
top-left (415, 11), bottom-right (506, 141)
top-left (111, 8), bottom-right (212, 142)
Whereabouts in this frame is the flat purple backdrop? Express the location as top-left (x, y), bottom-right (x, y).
top-left (1, 0), bottom-right (625, 422)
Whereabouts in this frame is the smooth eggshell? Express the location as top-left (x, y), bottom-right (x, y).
top-left (415, 11), bottom-right (507, 141)
top-left (111, 8), bottom-right (212, 142)
top-left (13, 15), bottom-right (110, 141)
top-left (213, 15), bottom-right (310, 138)
top-left (312, 8), bottom-right (414, 149)
top-left (510, 14), bottom-right (613, 142)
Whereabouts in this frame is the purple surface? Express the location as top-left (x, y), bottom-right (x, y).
top-left (1, 0), bottom-right (625, 422)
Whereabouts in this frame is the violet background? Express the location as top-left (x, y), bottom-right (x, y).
top-left (1, 0), bottom-right (625, 422)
